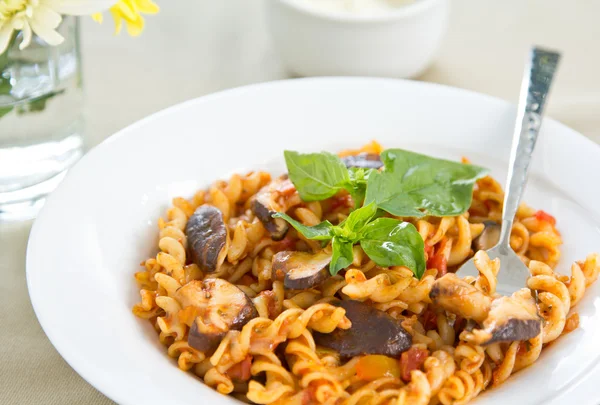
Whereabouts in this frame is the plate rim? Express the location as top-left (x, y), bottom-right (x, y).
top-left (26, 76), bottom-right (600, 405)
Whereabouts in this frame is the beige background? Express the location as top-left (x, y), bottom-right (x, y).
top-left (2, 0), bottom-right (599, 403)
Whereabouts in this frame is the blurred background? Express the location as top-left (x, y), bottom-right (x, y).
top-left (2, 0), bottom-right (600, 403)
top-left (83, 0), bottom-right (600, 147)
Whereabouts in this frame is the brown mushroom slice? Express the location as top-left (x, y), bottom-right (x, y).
top-left (429, 273), bottom-right (492, 323)
top-left (341, 153), bottom-right (383, 170)
top-left (313, 300), bottom-right (412, 358)
top-left (177, 279), bottom-right (258, 352)
top-left (468, 289), bottom-right (542, 345)
top-left (186, 205), bottom-right (228, 273)
top-left (472, 220), bottom-right (501, 252)
top-left (272, 250), bottom-right (332, 290)
top-left (251, 176), bottom-right (293, 241)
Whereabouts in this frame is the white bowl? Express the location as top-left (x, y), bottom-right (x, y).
top-left (265, 0), bottom-right (449, 78)
top-left (27, 78), bottom-right (600, 404)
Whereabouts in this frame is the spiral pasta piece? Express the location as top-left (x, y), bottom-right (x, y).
top-left (344, 377), bottom-right (404, 405)
top-left (285, 331), bottom-right (349, 404)
top-left (527, 261), bottom-right (570, 344)
top-left (155, 206), bottom-right (189, 283)
top-left (425, 350), bottom-right (456, 395)
top-left (342, 269), bottom-right (413, 303)
top-left (167, 341), bottom-right (206, 371)
top-left (448, 216), bottom-right (473, 267)
top-left (247, 353), bottom-right (296, 404)
top-left (454, 343), bottom-right (485, 375)
top-left (132, 289), bottom-right (161, 319)
top-left (491, 341), bottom-right (519, 386)
top-left (472, 250), bottom-right (500, 295)
top-left (580, 253), bottom-right (600, 287)
top-left (438, 368), bottom-right (487, 405)
top-left (204, 367), bottom-right (234, 394)
top-left (155, 296), bottom-right (186, 341)
top-left (513, 333), bottom-right (543, 372)
top-left (510, 222), bottom-right (530, 255)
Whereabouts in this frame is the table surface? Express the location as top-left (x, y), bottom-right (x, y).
top-left (2, 1), bottom-right (600, 403)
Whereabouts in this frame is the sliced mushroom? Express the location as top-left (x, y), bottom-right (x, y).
top-left (177, 278), bottom-right (258, 352)
top-left (429, 273), bottom-right (492, 323)
top-left (472, 220), bottom-right (501, 252)
top-left (313, 300), bottom-right (412, 358)
top-left (468, 289), bottom-right (542, 345)
top-left (251, 176), bottom-right (293, 241)
top-left (272, 250), bottom-right (331, 290)
top-left (186, 205), bottom-right (228, 273)
top-left (341, 153), bottom-right (383, 170)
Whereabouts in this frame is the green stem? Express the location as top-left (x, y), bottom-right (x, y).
top-left (0, 32), bottom-right (18, 71)
top-left (0, 52), bottom-right (8, 73)
top-left (0, 33), bottom-right (18, 118)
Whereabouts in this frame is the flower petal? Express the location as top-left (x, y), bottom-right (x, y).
top-left (0, 24), bottom-right (15, 55)
top-left (25, 5), bottom-right (35, 18)
top-left (11, 17), bottom-right (25, 31)
top-left (136, 0), bottom-right (159, 14)
top-left (33, 4), bottom-right (62, 29)
top-left (19, 21), bottom-right (33, 50)
top-left (114, 1), bottom-right (137, 21)
top-left (44, 0), bottom-right (117, 15)
top-left (28, 15), bottom-right (64, 46)
top-left (109, 8), bottom-right (123, 35)
top-left (125, 14), bottom-right (144, 36)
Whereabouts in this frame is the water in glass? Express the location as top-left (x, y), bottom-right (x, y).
top-left (0, 17), bottom-right (84, 221)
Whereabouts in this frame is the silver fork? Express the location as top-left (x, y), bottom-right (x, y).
top-left (456, 46), bottom-right (561, 296)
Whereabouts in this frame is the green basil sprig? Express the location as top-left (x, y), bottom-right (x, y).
top-left (365, 149), bottom-right (489, 217)
top-left (273, 203), bottom-right (426, 278)
top-left (284, 151), bottom-right (371, 207)
top-left (276, 147), bottom-right (489, 278)
top-left (284, 148), bottom-right (488, 218)
top-left (346, 167), bottom-right (371, 208)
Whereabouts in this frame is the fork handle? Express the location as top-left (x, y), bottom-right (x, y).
top-left (498, 47), bottom-right (561, 250)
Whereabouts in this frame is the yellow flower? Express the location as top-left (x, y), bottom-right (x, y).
top-left (0, 0), bottom-right (116, 54)
top-left (93, 0), bottom-right (158, 37)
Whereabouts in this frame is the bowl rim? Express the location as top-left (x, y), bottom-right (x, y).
top-left (274, 0), bottom-right (446, 24)
top-left (26, 76), bottom-right (600, 405)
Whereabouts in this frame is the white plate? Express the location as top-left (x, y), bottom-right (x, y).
top-left (27, 78), bottom-right (600, 405)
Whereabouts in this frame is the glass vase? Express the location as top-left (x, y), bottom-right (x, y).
top-left (0, 16), bottom-right (84, 221)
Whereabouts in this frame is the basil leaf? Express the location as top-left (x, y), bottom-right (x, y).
top-left (360, 218), bottom-right (426, 278)
top-left (341, 202), bottom-right (378, 234)
top-left (366, 149), bottom-right (489, 217)
top-left (365, 171), bottom-right (424, 217)
top-left (272, 213), bottom-right (334, 241)
top-left (284, 150), bottom-right (350, 201)
top-left (346, 187), bottom-right (365, 210)
top-left (330, 236), bottom-right (354, 275)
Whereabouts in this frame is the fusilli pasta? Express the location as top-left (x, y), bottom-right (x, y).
top-left (133, 142), bottom-right (598, 404)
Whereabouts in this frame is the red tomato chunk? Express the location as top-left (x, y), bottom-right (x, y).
top-left (535, 210), bottom-right (556, 226)
top-left (225, 355), bottom-right (252, 382)
top-left (421, 309), bottom-right (438, 331)
top-left (399, 347), bottom-right (429, 382)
